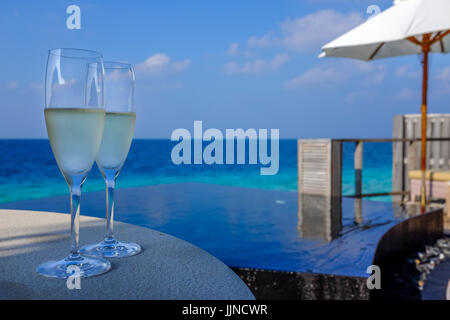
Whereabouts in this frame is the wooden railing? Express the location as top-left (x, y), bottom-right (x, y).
top-left (333, 137), bottom-right (450, 200)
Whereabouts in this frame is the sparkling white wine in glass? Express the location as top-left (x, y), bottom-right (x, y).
top-left (80, 61), bottom-right (141, 258)
top-left (45, 108), bottom-right (106, 178)
top-left (37, 48), bottom-right (111, 279)
top-left (96, 111), bottom-right (136, 170)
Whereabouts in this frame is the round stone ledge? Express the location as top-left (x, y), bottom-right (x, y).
top-left (0, 210), bottom-right (255, 300)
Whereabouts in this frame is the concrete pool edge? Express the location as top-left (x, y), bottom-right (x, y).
top-left (0, 210), bottom-right (255, 300)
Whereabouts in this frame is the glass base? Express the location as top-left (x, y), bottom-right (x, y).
top-left (36, 254), bottom-right (111, 279)
top-left (80, 238), bottom-right (142, 258)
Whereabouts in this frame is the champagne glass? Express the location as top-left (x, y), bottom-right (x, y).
top-left (37, 48), bottom-right (111, 278)
top-left (80, 61), bottom-right (141, 258)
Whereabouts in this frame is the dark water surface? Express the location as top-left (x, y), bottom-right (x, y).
top-left (1, 183), bottom-right (419, 277)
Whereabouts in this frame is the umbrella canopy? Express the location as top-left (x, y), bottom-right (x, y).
top-left (320, 0), bottom-right (450, 60)
top-left (320, 0), bottom-right (450, 208)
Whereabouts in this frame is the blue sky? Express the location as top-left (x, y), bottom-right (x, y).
top-left (1, 0), bottom-right (450, 139)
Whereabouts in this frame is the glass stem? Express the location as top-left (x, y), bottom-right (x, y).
top-left (69, 175), bottom-right (83, 259)
top-left (104, 171), bottom-right (116, 243)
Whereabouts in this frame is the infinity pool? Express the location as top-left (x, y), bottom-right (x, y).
top-left (0, 183), bottom-right (421, 277)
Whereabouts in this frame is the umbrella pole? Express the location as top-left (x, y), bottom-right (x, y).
top-left (420, 41), bottom-right (430, 212)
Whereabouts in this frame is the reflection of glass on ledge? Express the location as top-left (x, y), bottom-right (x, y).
top-left (297, 193), bottom-right (342, 242)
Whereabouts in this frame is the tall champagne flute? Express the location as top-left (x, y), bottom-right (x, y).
top-left (37, 48), bottom-right (111, 278)
top-left (80, 62), bottom-right (141, 258)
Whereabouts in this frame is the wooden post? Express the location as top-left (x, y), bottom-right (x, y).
top-left (431, 118), bottom-right (440, 169)
top-left (354, 141), bottom-right (363, 224)
top-left (392, 115), bottom-right (405, 202)
top-left (332, 140), bottom-right (343, 231)
top-left (297, 139), bottom-right (342, 241)
top-left (298, 139), bottom-right (342, 197)
top-left (407, 141), bottom-right (418, 201)
top-left (420, 39), bottom-right (430, 210)
top-left (331, 140), bottom-right (343, 198)
top-left (407, 141), bottom-right (418, 171)
top-left (354, 141), bottom-right (363, 197)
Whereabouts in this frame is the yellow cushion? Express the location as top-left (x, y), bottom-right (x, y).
top-left (408, 170), bottom-right (450, 181)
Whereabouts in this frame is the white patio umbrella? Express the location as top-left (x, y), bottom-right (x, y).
top-left (320, 0), bottom-right (450, 208)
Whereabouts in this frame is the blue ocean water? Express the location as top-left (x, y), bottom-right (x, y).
top-left (0, 139), bottom-right (392, 204)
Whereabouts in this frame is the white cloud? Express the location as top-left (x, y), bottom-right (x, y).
top-left (396, 88), bottom-right (418, 101)
top-left (363, 72), bottom-right (386, 85)
top-left (172, 59), bottom-right (191, 73)
top-left (361, 64), bottom-right (386, 86)
top-left (0, 81), bottom-right (45, 97)
top-left (345, 89), bottom-right (376, 104)
top-left (226, 42), bottom-right (255, 58)
top-left (433, 66), bottom-right (450, 95)
top-left (430, 66), bottom-right (450, 95)
top-left (345, 61), bottom-right (387, 85)
top-left (224, 54), bottom-right (289, 75)
top-left (135, 53), bottom-right (191, 76)
top-left (248, 32), bottom-right (275, 48)
top-left (284, 66), bottom-right (349, 90)
top-left (437, 66), bottom-right (450, 81)
top-left (0, 81), bottom-right (18, 90)
top-left (395, 65), bottom-right (419, 79)
top-left (137, 53), bottom-right (170, 73)
top-left (29, 82), bottom-right (43, 93)
top-left (228, 42), bottom-right (239, 55)
top-left (7, 81), bottom-right (18, 89)
top-left (248, 10), bottom-right (364, 53)
top-left (285, 60), bottom-right (386, 91)
top-left (353, 61), bottom-right (378, 73)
